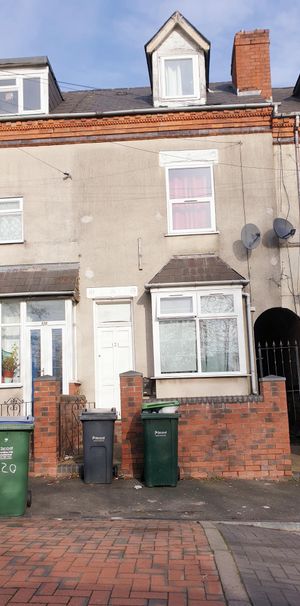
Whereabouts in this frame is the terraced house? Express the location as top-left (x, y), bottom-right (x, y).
top-left (0, 12), bottom-right (299, 478)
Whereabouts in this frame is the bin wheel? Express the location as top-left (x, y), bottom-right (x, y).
top-left (27, 490), bottom-right (32, 508)
top-left (177, 466), bottom-right (180, 481)
top-left (113, 465), bottom-right (118, 478)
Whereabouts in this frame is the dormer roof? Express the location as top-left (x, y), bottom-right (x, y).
top-left (145, 11), bottom-right (211, 89)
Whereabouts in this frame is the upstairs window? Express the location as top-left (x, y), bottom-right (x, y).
top-left (163, 57), bottom-right (197, 98)
top-left (166, 164), bottom-right (215, 234)
top-left (0, 198), bottom-right (23, 243)
top-left (0, 73), bottom-right (44, 115)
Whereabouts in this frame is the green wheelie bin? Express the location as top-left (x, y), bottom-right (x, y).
top-left (141, 401), bottom-right (179, 487)
top-left (0, 416), bottom-right (34, 516)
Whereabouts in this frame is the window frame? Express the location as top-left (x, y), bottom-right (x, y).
top-left (161, 55), bottom-right (199, 100)
top-left (165, 161), bottom-right (216, 235)
top-left (0, 197), bottom-right (24, 244)
top-left (151, 286), bottom-right (247, 378)
top-left (0, 68), bottom-right (48, 116)
top-left (0, 298), bottom-right (74, 391)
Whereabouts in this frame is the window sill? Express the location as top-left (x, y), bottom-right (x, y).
top-left (165, 231), bottom-right (220, 237)
top-left (0, 383), bottom-right (22, 388)
top-left (154, 373), bottom-right (249, 379)
top-left (0, 240), bottom-right (24, 245)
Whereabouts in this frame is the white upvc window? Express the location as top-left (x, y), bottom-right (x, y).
top-left (161, 55), bottom-right (199, 99)
top-left (152, 287), bottom-right (246, 377)
top-left (0, 198), bottom-right (23, 243)
top-left (0, 70), bottom-right (47, 115)
top-left (166, 163), bottom-right (216, 234)
top-left (0, 299), bottom-right (74, 395)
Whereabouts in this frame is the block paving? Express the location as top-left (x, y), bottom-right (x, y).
top-left (0, 518), bottom-right (226, 606)
top-left (218, 524), bottom-right (300, 606)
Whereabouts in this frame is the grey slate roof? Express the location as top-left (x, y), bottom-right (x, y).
top-left (0, 54), bottom-right (298, 116)
top-left (147, 255), bottom-right (247, 287)
top-left (0, 263), bottom-right (79, 300)
top-left (50, 81), bottom-right (300, 115)
top-left (51, 82), bottom-right (271, 115)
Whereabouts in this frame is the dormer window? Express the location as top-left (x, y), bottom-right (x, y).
top-left (0, 57), bottom-right (62, 116)
top-left (162, 56), bottom-right (198, 99)
top-left (0, 72), bottom-right (44, 115)
top-left (145, 12), bottom-right (210, 109)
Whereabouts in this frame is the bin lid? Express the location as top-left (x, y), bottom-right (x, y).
top-left (80, 408), bottom-right (117, 421)
top-left (0, 415), bottom-right (34, 429)
top-left (142, 400), bottom-right (179, 410)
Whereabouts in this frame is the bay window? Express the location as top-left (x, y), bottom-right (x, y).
top-left (152, 288), bottom-right (246, 377)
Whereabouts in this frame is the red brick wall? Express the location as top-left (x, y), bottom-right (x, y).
top-left (33, 376), bottom-right (60, 477)
top-left (232, 29), bottom-right (272, 99)
top-left (120, 373), bottom-right (292, 480)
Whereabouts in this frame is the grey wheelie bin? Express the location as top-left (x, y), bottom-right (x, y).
top-left (141, 400), bottom-right (179, 487)
top-left (80, 408), bottom-right (117, 483)
top-left (0, 416), bottom-right (34, 516)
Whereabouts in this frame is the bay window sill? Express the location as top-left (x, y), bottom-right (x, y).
top-left (154, 372), bottom-right (249, 379)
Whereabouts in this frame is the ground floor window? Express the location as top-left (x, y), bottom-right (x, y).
top-left (151, 287), bottom-right (246, 377)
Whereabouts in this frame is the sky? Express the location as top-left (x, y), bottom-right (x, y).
top-left (0, 0), bottom-right (299, 93)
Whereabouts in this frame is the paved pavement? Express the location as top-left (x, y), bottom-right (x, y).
top-left (1, 478), bottom-right (300, 605)
top-left (217, 523), bottom-right (300, 606)
top-left (0, 518), bottom-right (226, 606)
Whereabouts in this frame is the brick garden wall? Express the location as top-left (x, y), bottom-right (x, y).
top-left (120, 372), bottom-right (292, 480)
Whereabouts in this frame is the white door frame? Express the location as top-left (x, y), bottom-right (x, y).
top-left (93, 296), bottom-right (136, 413)
top-left (23, 299), bottom-right (74, 404)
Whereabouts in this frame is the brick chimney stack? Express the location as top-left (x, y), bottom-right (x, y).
top-left (231, 29), bottom-right (272, 100)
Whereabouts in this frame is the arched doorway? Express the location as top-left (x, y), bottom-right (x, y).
top-left (254, 307), bottom-right (300, 440)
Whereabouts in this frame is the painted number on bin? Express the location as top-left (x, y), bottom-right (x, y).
top-left (1, 462), bottom-right (16, 474)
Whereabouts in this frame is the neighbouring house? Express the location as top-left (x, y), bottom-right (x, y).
top-left (0, 12), bottom-right (299, 477)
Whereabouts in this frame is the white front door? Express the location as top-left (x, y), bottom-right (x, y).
top-left (95, 302), bottom-right (133, 415)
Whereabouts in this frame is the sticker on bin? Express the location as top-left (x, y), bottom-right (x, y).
top-left (0, 446), bottom-right (13, 460)
top-left (92, 436), bottom-right (105, 442)
top-left (155, 430), bottom-right (168, 437)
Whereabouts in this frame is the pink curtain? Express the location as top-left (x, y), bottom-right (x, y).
top-left (173, 201), bottom-right (211, 230)
top-left (169, 167), bottom-right (211, 199)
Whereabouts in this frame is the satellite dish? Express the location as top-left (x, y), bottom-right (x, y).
top-left (241, 223), bottom-right (261, 250)
top-left (273, 218), bottom-right (296, 240)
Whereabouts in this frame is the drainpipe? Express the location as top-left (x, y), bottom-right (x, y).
top-left (243, 292), bottom-right (258, 394)
top-left (295, 115), bottom-right (300, 211)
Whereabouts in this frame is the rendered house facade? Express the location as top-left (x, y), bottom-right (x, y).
top-left (0, 12), bottom-right (299, 430)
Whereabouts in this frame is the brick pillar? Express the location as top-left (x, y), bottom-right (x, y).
top-left (33, 376), bottom-right (60, 477)
top-left (260, 375), bottom-right (292, 477)
top-left (120, 371), bottom-right (144, 479)
top-left (69, 381), bottom-right (81, 396)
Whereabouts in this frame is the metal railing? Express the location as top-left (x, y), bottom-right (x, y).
top-left (58, 396), bottom-right (95, 459)
top-left (0, 397), bottom-right (32, 417)
top-left (257, 339), bottom-right (300, 429)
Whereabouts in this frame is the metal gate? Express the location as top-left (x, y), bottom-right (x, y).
top-left (256, 340), bottom-right (300, 434)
